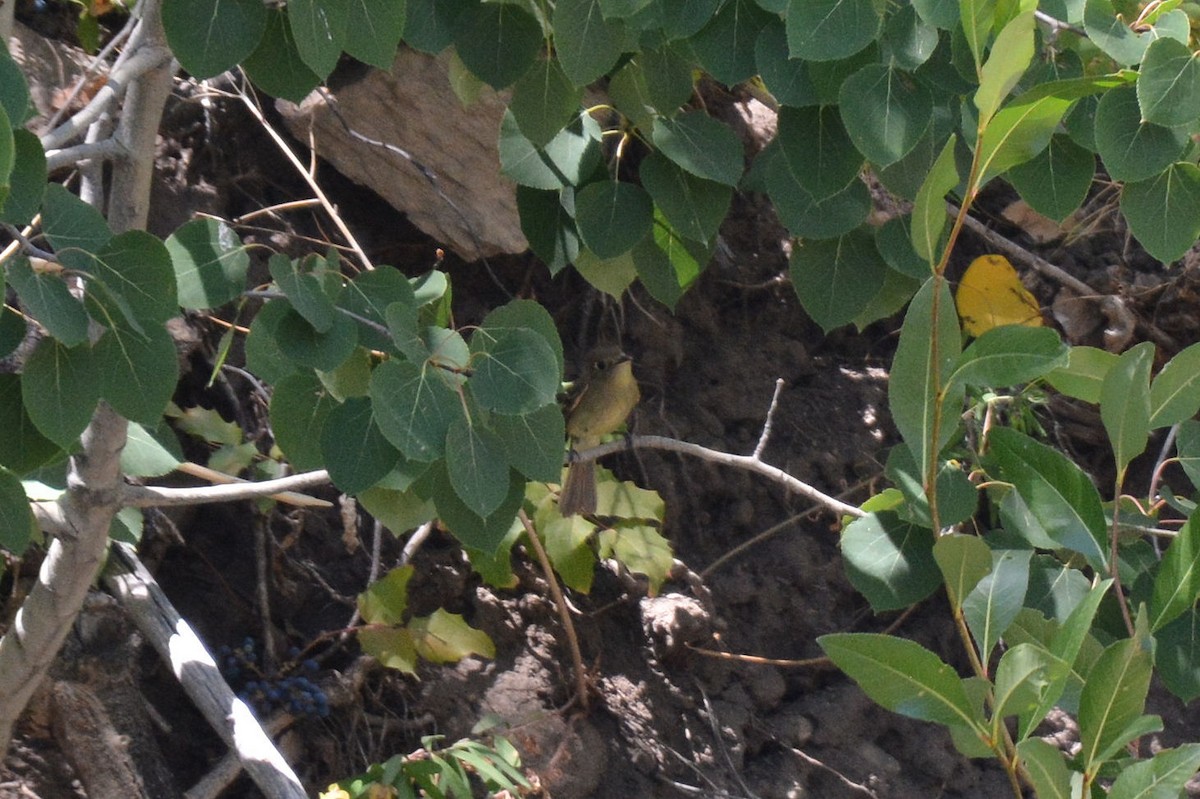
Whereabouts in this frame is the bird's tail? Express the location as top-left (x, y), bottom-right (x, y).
top-left (559, 460), bottom-right (596, 516)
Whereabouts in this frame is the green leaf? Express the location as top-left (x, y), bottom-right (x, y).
top-left (445, 417), bottom-right (509, 518)
top-left (974, 12), bottom-right (1035, 127)
top-left (85, 230), bottom-right (178, 326)
top-left (358, 564), bottom-right (412, 624)
top-left (632, 215), bottom-right (708, 309)
top-left (659, 0), bottom-right (723, 38)
top-left (1108, 744), bottom-right (1200, 799)
top-left (992, 642), bottom-right (1070, 722)
top-left (987, 427), bottom-right (1107, 570)
top-left (0, 466), bottom-right (35, 554)
top-left (41, 184), bottom-right (112, 272)
top-left (359, 482), bottom-right (435, 538)
top-left (840, 511), bottom-right (941, 611)
top-left (162, 0), bottom-right (268, 78)
top-left (270, 371), bottom-right (338, 471)
top-left (1149, 511), bottom-right (1200, 632)
top-left (910, 135), bottom-right (958, 263)
top-left (1084, 0), bottom-right (1151, 65)
top-left (344, 0), bottom-right (406, 69)
top-left (431, 462), bottom-right (525, 552)
top-left (639, 151), bottom-right (731, 244)
top-left (818, 633), bottom-right (980, 726)
top-left (788, 231), bottom-right (887, 332)
top-left (876, 215), bottom-right (931, 279)
top-left (339, 268), bottom-right (417, 352)
top-left (289, 0), bottom-right (348, 79)
top-left (275, 308), bottom-right (357, 372)
top-left (167, 218), bottom-right (249, 310)
top-left (768, 174), bottom-right (871, 239)
top-left (786, 0), bottom-right (881, 61)
top-left (755, 20), bottom-right (818, 107)
top-left (880, 4), bottom-right (939, 70)
top-left (1100, 340), bottom-right (1153, 481)
top-left (1121, 162), bottom-right (1200, 263)
top-left (690, 0), bottom-right (772, 85)
top-left (1045, 345), bottom-right (1117, 403)
top-left (575, 248), bottom-right (637, 298)
top-left (1007, 134), bottom-right (1094, 222)
top-left (1, 130), bottom-right (46, 226)
top-left (651, 112), bottom-right (744, 187)
top-left (492, 404), bottom-right (566, 483)
top-left (269, 253), bottom-right (336, 333)
top-left (517, 187), bottom-right (580, 274)
top-left (553, 0), bottom-right (627, 86)
top-left (933, 533), bottom-right (992, 611)
top-left (321, 397), bottom-right (402, 495)
top-left (574, 180), bottom-right (654, 258)
top-left (410, 608), bottom-right (496, 663)
top-left (7, 257), bottom-right (89, 347)
top-left (20, 339), bottom-right (99, 449)
top-left (371, 359), bottom-right (463, 461)
top-left (1150, 342), bottom-right (1200, 428)
top-left (242, 9), bottom-right (322, 103)
top-left (244, 300), bottom-right (298, 384)
top-left (1095, 84), bottom-right (1190, 183)
top-left (642, 44), bottom-right (694, 112)
top-left (1025, 556), bottom-right (1093, 624)
top-left (468, 328), bottom-right (560, 414)
top-left (542, 514), bottom-right (598, 593)
top-left (0, 375), bottom-right (62, 475)
top-left (509, 59), bottom-right (582, 148)
top-left (775, 105), bottom-right (862, 199)
top-left (1138, 37), bottom-right (1200, 129)
top-left (402, 0), bottom-right (471, 54)
top-left (0, 305), bottom-right (22, 362)
top-left (122, 421), bottom-right (184, 478)
top-left (0, 47), bottom-right (31, 125)
top-left (878, 104), bottom-right (957, 200)
top-left (598, 521), bottom-right (673, 594)
top-left (498, 110), bottom-right (603, 190)
top-left (1078, 638), bottom-right (1154, 773)
top-left (1017, 738), bottom-right (1073, 799)
top-left (947, 326), bottom-right (1068, 389)
top-left (1156, 608), bottom-right (1200, 702)
top-left (960, 0), bottom-right (995, 73)
top-left (479, 299), bottom-right (564, 376)
top-left (94, 322), bottom-right (178, 426)
top-left (962, 548), bottom-right (1032, 661)
top-left (838, 64), bottom-right (932, 168)
top-left (888, 277), bottom-right (962, 482)
top-left (452, 3), bottom-right (542, 89)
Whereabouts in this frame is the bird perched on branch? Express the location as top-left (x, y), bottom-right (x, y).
top-left (559, 346), bottom-right (640, 516)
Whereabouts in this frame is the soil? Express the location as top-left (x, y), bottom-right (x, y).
top-left (8, 30), bottom-right (1200, 799)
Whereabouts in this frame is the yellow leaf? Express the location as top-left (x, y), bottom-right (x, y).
top-left (955, 254), bottom-right (1043, 337)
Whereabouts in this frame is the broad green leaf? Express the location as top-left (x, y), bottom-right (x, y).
top-left (1150, 342), bottom-right (1200, 428)
top-left (479, 299), bottom-right (564, 376)
top-left (986, 427), bottom-right (1107, 569)
top-left (884, 447), bottom-right (978, 528)
top-left (1007, 134), bottom-right (1095, 221)
top-left (888, 277), bottom-right (962, 482)
top-left (553, 0), bottom-right (627, 86)
top-left (914, 0), bottom-right (960, 28)
top-left (20, 338), bottom-right (99, 449)
top-left (358, 565), bottom-right (412, 624)
top-left (410, 608), bottom-right (495, 663)
top-left (788, 231), bottom-right (887, 332)
top-left (1100, 340), bottom-right (1153, 481)
top-left (343, 0), bottom-right (406, 69)
top-left (1108, 744), bottom-right (1200, 799)
top-left (321, 397), bottom-right (402, 495)
top-left (755, 21), bottom-right (818, 107)
top-left (876, 217), bottom-right (930, 280)
top-left (947, 325), bottom-right (1068, 389)
top-left (122, 421), bottom-right (184, 478)
top-left (1084, 0), bottom-right (1151, 65)
top-left (94, 321), bottom-right (178, 426)
top-left (162, 0), bottom-right (268, 78)
top-left (0, 305), bottom-right (21, 362)
top-left (1017, 739), bottom-right (1073, 799)
top-left (1121, 162), bottom-right (1200, 263)
top-left (838, 64), bottom-right (931, 168)
top-left (1, 130), bottom-right (46, 226)
top-left (371, 359), bottom-right (462, 461)
top-left (270, 371), bottom-right (339, 471)
top-left (1025, 556), bottom-right (1092, 624)
top-left (1138, 37), bottom-right (1200, 129)
top-left (933, 533), bottom-right (992, 610)
top-left (166, 218), bottom-right (249, 310)
top-left (599, 0), bottom-right (654, 16)
top-left (878, 103), bottom-right (957, 200)
top-left (974, 12), bottom-right (1034, 127)
top-left (468, 328), bottom-right (560, 414)
top-left (775, 106), bottom-right (862, 199)
top-left (242, 9), bottom-right (321, 102)
top-left (910, 135), bottom-right (957, 263)
top-left (517, 186), bottom-right (581, 275)
top-left (573, 248), bottom-right (637, 298)
top-left (840, 511), bottom-right (941, 611)
top-left (690, 0), bottom-right (772, 85)
top-left (659, 0), bottom-right (723, 38)
top-left (275, 309), bottom-right (357, 372)
top-left (358, 483), bottom-right (435, 538)
top-left (269, 253), bottom-right (335, 333)
top-left (853, 267), bottom-right (922, 329)
top-left (632, 215), bottom-right (709, 309)
top-left (289, 0), bottom-right (348, 79)
top-left (7, 257), bottom-right (89, 347)
top-left (786, 0), bottom-right (881, 61)
top-left (431, 462), bottom-right (525, 553)
top-left (879, 5), bottom-right (939, 70)
top-left (1044, 345), bottom-right (1117, 403)
top-left (1156, 608), bottom-right (1200, 703)
top-left (0, 47), bottom-right (31, 125)
top-left (491, 404), bottom-right (565, 483)
top-left (1078, 638), bottom-right (1153, 773)
top-left (993, 643), bottom-right (1069, 721)
top-left (510, 59), bottom-right (583, 147)
top-left (244, 299), bottom-right (298, 384)
top-left (498, 110), bottom-right (603, 190)
top-left (452, 3), bottom-right (542, 89)
top-left (445, 418), bottom-right (509, 518)
top-left (0, 466), bottom-right (34, 554)
top-left (639, 151), bottom-right (731, 243)
top-left (41, 183), bottom-right (112, 272)
top-left (1149, 511), bottom-right (1200, 632)
top-left (768, 174), bottom-right (871, 238)
top-left (85, 230), bottom-right (178, 327)
top-left (597, 521), bottom-right (673, 594)
top-left (1095, 85), bottom-right (1189, 183)
top-left (402, 0), bottom-right (471, 53)
top-left (818, 633), bottom-right (980, 727)
top-left (339, 267), bottom-right (418, 352)
top-left (574, 180), bottom-right (654, 258)
top-left (960, 0), bottom-right (996, 73)
top-left (0, 375), bottom-right (62, 475)
top-left (652, 112), bottom-right (744, 187)
top-left (642, 44), bottom-right (694, 112)
top-left (962, 548), bottom-right (1032, 661)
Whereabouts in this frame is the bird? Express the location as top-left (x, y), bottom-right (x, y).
top-left (559, 345), bottom-right (640, 516)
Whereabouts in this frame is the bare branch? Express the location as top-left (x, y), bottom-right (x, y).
top-left (752, 378), bottom-right (786, 460)
top-left (122, 470), bottom-right (332, 508)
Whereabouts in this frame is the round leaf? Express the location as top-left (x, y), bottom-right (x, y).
top-left (343, 0), bottom-right (406, 69)
top-left (370, 358), bottom-right (462, 461)
top-left (499, 110), bottom-right (603, 190)
top-left (768, 172), bottom-right (871, 238)
top-left (1137, 37), bottom-right (1200, 128)
top-left (445, 418), bottom-right (510, 518)
top-left (775, 106), bottom-right (863, 199)
top-left (574, 180), bottom-right (654, 258)
top-left (755, 21), bottom-right (818, 107)
top-left (275, 309), bottom-right (358, 372)
top-left (271, 371), bottom-right (339, 471)
top-left (162, 0), bottom-right (268, 78)
top-left (21, 338), bottom-right (100, 449)
top-left (838, 64), bottom-right (932, 167)
top-left (321, 397), bottom-right (402, 495)
top-left (1095, 84), bottom-right (1189, 183)
top-left (690, 0), bottom-right (772, 86)
top-left (651, 112), bottom-right (744, 187)
top-left (289, 0), bottom-right (349, 79)
top-left (553, 0), bottom-right (628, 86)
top-left (789, 231), bottom-right (887, 331)
top-left (242, 9), bottom-right (322, 103)
top-left (510, 59), bottom-right (584, 147)
top-left (468, 328), bottom-right (560, 414)
top-left (1120, 162), bottom-right (1200, 263)
top-left (1007, 134), bottom-right (1095, 222)
top-left (639, 151), bottom-right (732, 243)
top-left (452, 3), bottom-right (542, 89)
top-left (167, 218), bottom-right (249, 310)
top-left (786, 0), bottom-right (881, 61)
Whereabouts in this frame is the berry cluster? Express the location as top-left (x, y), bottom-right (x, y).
top-left (218, 638), bottom-right (330, 718)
